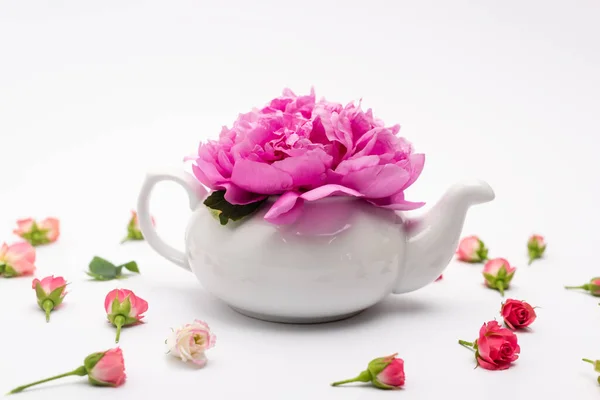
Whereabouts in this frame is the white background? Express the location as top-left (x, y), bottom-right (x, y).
top-left (1, 0), bottom-right (599, 398)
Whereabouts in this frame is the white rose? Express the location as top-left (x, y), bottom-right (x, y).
top-left (166, 319), bottom-right (216, 367)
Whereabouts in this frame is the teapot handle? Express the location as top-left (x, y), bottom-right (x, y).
top-left (136, 168), bottom-right (207, 271)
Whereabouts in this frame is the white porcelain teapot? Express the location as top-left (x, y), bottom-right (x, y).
top-left (137, 168), bottom-right (494, 324)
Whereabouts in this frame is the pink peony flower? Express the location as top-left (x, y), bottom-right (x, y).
top-left (331, 353), bottom-right (405, 390)
top-left (166, 320), bottom-right (217, 367)
top-left (483, 258), bottom-right (516, 296)
top-left (527, 234), bottom-right (546, 265)
top-left (104, 289), bottom-right (148, 343)
top-left (32, 275), bottom-right (68, 322)
top-left (186, 88), bottom-right (425, 224)
top-left (13, 217), bottom-right (60, 246)
top-left (456, 235), bottom-right (488, 263)
top-left (8, 348), bottom-right (126, 394)
top-left (500, 299), bottom-right (536, 330)
top-left (459, 321), bottom-right (520, 370)
top-left (0, 241), bottom-right (36, 277)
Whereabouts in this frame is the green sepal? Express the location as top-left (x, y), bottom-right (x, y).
top-left (367, 356), bottom-right (392, 377)
top-left (372, 378), bottom-right (395, 390)
top-left (0, 263), bottom-right (5, 274)
top-left (483, 272), bottom-right (496, 285)
top-left (496, 266), bottom-right (507, 279)
top-left (34, 282), bottom-right (47, 301)
top-left (84, 352), bottom-right (105, 372)
top-left (203, 190), bottom-right (267, 226)
top-left (3, 266), bottom-right (17, 278)
top-left (47, 285), bottom-right (66, 306)
top-left (88, 375), bottom-right (115, 387)
top-left (476, 240), bottom-right (488, 261)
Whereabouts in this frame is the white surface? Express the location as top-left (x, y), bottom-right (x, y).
top-left (0, 0), bottom-right (599, 398)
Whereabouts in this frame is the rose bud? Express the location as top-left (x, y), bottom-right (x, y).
top-left (166, 319), bottom-right (217, 367)
top-left (121, 210), bottom-right (154, 244)
top-left (482, 258), bottom-right (516, 296)
top-left (8, 347), bottom-right (126, 394)
top-left (565, 277), bottom-right (600, 296)
top-left (331, 353), bottom-right (405, 390)
top-left (458, 320), bottom-right (520, 370)
top-left (527, 234), bottom-right (546, 265)
top-left (500, 299), bottom-right (537, 330)
top-left (456, 235), bottom-right (489, 263)
top-left (13, 217), bottom-right (60, 246)
top-left (0, 241), bottom-right (36, 277)
top-left (32, 275), bottom-right (68, 322)
top-left (582, 358), bottom-right (600, 373)
top-left (104, 289), bottom-right (148, 343)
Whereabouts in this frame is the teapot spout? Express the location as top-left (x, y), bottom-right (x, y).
top-left (392, 180), bottom-right (495, 294)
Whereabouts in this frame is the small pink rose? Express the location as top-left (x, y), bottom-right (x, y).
top-left (482, 258), bottom-right (516, 296)
top-left (13, 217), bottom-right (60, 246)
top-left (565, 277), bottom-right (600, 296)
top-left (500, 299), bottom-right (537, 330)
top-left (121, 210), bottom-right (154, 244)
top-left (331, 353), bottom-right (405, 390)
top-left (527, 234), bottom-right (546, 265)
top-left (0, 241), bottom-right (36, 277)
top-left (459, 320), bottom-right (520, 370)
top-left (32, 275), bottom-right (68, 322)
top-left (166, 320), bottom-right (217, 367)
top-left (456, 235), bottom-right (488, 263)
top-left (104, 289), bottom-right (148, 343)
top-left (8, 347), bottom-right (126, 394)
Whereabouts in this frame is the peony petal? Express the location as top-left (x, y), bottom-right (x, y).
top-left (366, 191), bottom-right (426, 210)
top-left (272, 149), bottom-right (332, 188)
top-left (264, 191), bottom-right (302, 223)
top-left (231, 159), bottom-right (293, 194)
top-left (222, 183), bottom-right (267, 205)
top-left (341, 164), bottom-right (410, 198)
top-left (334, 155), bottom-right (380, 175)
top-left (300, 184), bottom-right (363, 201)
top-left (400, 153), bottom-right (425, 190)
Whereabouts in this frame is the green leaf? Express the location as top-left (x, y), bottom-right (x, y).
top-left (85, 271), bottom-right (113, 281)
top-left (88, 257), bottom-right (118, 278)
top-left (120, 261), bottom-right (139, 273)
top-left (203, 190), bottom-right (267, 226)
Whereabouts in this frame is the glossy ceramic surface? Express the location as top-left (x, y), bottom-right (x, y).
top-left (137, 168), bottom-right (495, 323)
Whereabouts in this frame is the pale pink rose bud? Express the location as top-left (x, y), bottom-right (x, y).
top-left (8, 347), bottom-right (126, 394)
top-left (565, 277), bottom-right (600, 296)
top-left (0, 241), bottom-right (36, 277)
top-left (32, 275), bottom-right (68, 322)
top-left (121, 210), bottom-right (155, 244)
top-left (331, 353), bottom-right (405, 390)
top-left (104, 289), bottom-right (148, 343)
top-left (166, 319), bottom-right (216, 367)
top-left (456, 235), bottom-right (488, 263)
top-left (527, 234), bottom-right (546, 265)
top-left (13, 217), bottom-right (60, 246)
top-left (482, 258), bottom-right (516, 296)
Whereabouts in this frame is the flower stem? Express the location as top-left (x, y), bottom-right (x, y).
top-left (42, 299), bottom-right (54, 323)
top-left (582, 358), bottom-right (594, 364)
top-left (458, 340), bottom-right (475, 351)
top-left (114, 315), bottom-right (125, 343)
top-left (331, 370), bottom-right (371, 387)
top-left (8, 366), bottom-right (87, 394)
top-left (565, 284), bottom-right (588, 290)
top-left (497, 282), bottom-right (505, 297)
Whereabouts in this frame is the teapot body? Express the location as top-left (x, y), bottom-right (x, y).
top-left (185, 197), bottom-right (407, 323)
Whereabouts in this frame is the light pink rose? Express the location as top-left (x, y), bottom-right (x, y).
top-left (13, 217), bottom-right (60, 245)
top-left (32, 275), bottom-right (67, 296)
top-left (456, 235), bottom-right (488, 262)
top-left (483, 258), bottom-right (516, 296)
top-left (186, 88), bottom-right (425, 224)
top-left (32, 275), bottom-right (68, 322)
top-left (166, 319), bottom-right (216, 367)
top-left (104, 289), bottom-right (148, 343)
top-left (0, 241), bottom-right (36, 277)
top-left (87, 348), bottom-right (126, 387)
